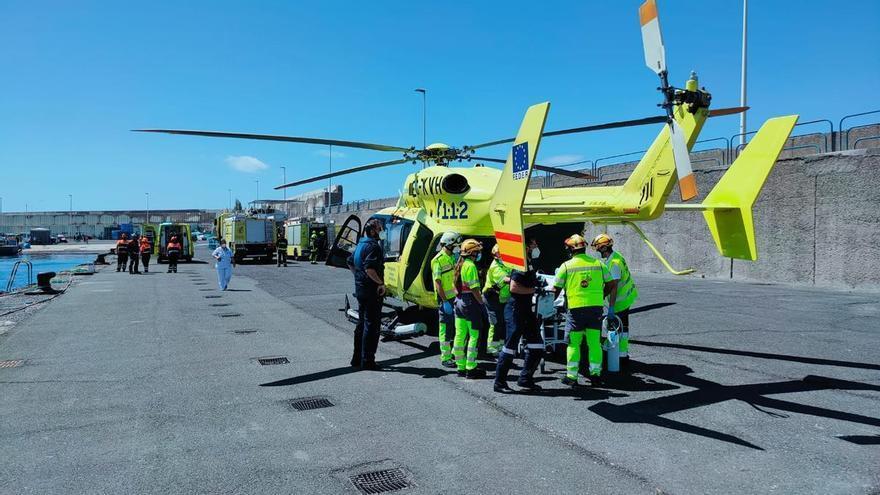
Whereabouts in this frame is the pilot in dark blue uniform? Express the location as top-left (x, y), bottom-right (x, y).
top-left (348, 218), bottom-right (386, 370)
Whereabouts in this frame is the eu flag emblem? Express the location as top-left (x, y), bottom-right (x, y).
top-left (512, 142), bottom-right (529, 180)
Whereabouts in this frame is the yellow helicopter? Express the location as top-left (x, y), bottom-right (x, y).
top-left (136, 0), bottom-right (798, 328)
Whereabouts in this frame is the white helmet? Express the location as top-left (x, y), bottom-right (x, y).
top-left (439, 231), bottom-right (462, 248)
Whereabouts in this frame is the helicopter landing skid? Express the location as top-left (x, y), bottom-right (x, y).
top-left (342, 295), bottom-right (428, 342)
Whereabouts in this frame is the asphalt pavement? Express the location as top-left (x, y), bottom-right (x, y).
top-left (1, 248), bottom-right (878, 494)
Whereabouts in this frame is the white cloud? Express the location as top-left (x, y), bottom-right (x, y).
top-left (541, 154), bottom-right (585, 167)
top-left (226, 155), bottom-right (269, 173)
top-left (314, 149), bottom-right (346, 159)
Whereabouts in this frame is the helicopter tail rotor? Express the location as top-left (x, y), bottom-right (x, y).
top-left (640, 0), bottom-right (698, 201)
top-left (639, 0), bottom-right (666, 75)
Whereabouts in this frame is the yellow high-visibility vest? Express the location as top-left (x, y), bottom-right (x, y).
top-left (554, 253), bottom-right (611, 309)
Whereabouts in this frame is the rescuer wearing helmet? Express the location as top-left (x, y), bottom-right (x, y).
top-left (483, 244), bottom-right (512, 356)
top-left (127, 234), bottom-right (141, 274)
top-left (276, 231), bottom-right (289, 267)
top-left (431, 231), bottom-right (461, 368)
top-left (309, 231), bottom-right (320, 264)
top-left (554, 234), bottom-right (615, 386)
top-left (166, 235), bottom-right (182, 273)
top-left (493, 267), bottom-right (544, 393)
top-left (139, 235), bottom-right (152, 273)
top-left (592, 233), bottom-right (638, 373)
top-left (453, 238), bottom-right (486, 379)
top-left (348, 218), bottom-right (386, 370)
top-left (115, 233), bottom-right (129, 272)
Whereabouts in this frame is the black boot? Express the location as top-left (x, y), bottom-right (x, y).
top-left (516, 378), bottom-right (542, 391)
top-left (494, 352), bottom-right (514, 388)
top-left (518, 348), bottom-right (544, 390)
top-left (494, 382), bottom-right (514, 393)
top-left (466, 368), bottom-right (486, 379)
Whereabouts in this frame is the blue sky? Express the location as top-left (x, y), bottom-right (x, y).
top-left (1, 0), bottom-right (878, 212)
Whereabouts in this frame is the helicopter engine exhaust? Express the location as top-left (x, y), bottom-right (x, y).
top-left (441, 173), bottom-right (470, 195)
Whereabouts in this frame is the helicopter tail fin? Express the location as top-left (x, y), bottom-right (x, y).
top-left (700, 115), bottom-right (798, 260)
top-left (489, 102), bottom-right (551, 271)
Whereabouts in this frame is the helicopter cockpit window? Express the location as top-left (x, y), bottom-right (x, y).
top-left (379, 216), bottom-right (413, 261)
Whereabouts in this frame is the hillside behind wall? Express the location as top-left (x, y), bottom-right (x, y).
top-left (573, 148), bottom-right (880, 291)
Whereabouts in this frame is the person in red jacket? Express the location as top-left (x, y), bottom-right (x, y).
top-left (166, 236), bottom-right (182, 273)
top-left (115, 233), bottom-right (129, 272)
top-left (139, 236), bottom-right (153, 273)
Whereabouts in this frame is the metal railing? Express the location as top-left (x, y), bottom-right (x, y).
top-left (844, 123), bottom-right (880, 151)
top-left (839, 110), bottom-right (880, 150)
top-left (5, 260), bottom-right (33, 292)
top-left (693, 137), bottom-right (731, 164)
top-left (853, 135), bottom-right (880, 148)
top-left (731, 119), bottom-right (834, 158)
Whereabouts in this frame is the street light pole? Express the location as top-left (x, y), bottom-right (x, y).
top-left (739, 0), bottom-right (748, 146)
top-left (280, 166), bottom-right (287, 201)
top-left (68, 194), bottom-right (72, 236)
top-left (415, 88), bottom-right (426, 168)
top-left (227, 189), bottom-right (232, 210)
top-left (145, 192), bottom-right (150, 223)
top-left (255, 180), bottom-right (260, 206)
top-left (328, 144), bottom-right (333, 206)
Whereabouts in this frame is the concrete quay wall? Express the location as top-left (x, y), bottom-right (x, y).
top-left (594, 148), bottom-right (880, 290)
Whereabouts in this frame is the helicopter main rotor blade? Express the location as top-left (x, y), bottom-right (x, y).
top-left (709, 106), bottom-right (749, 117)
top-left (466, 107), bottom-right (748, 151)
top-left (468, 156), bottom-right (595, 180)
top-left (133, 129), bottom-right (411, 153)
top-left (274, 158), bottom-right (409, 190)
top-left (533, 164), bottom-right (596, 180)
top-left (465, 116), bottom-right (666, 151)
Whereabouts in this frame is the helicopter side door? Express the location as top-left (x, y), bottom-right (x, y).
top-left (326, 215), bottom-right (361, 268)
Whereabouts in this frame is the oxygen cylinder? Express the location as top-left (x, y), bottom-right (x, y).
top-left (392, 322), bottom-right (427, 338)
top-left (606, 329), bottom-right (620, 373)
top-left (602, 315), bottom-right (622, 373)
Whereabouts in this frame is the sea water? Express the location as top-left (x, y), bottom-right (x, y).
top-left (0, 253), bottom-right (93, 291)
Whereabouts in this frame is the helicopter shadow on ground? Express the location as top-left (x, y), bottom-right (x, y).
top-left (588, 360), bottom-right (880, 451)
top-left (837, 434), bottom-right (880, 445)
top-left (626, 302), bottom-right (677, 315)
top-left (630, 339), bottom-right (880, 371)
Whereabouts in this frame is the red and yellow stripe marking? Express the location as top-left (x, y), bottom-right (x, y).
top-left (679, 173), bottom-right (697, 201)
top-left (639, 0), bottom-right (658, 26)
top-left (494, 231), bottom-right (525, 269)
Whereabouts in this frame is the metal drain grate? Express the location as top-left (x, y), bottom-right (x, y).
top-left (205, 295), bottom-right (222, 299)
top-left (289, 396), bottom-right (334, 411)
top-left (0, 359), bottom-right (25, 368)
top-left (194, 283), bottom-right (208, 286)
top-left (218, 312), bottom-right (241, 318)
top-left (210, 303), bottom-right (231, 307)
top-left (257, 356), bottom-right (289, 365)
top-left (350, 468), bottom-right (412, 494)
top-left (199, 289), bottom-right (214, 291)
top-left (232, 329), bottom-right (257, 334)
